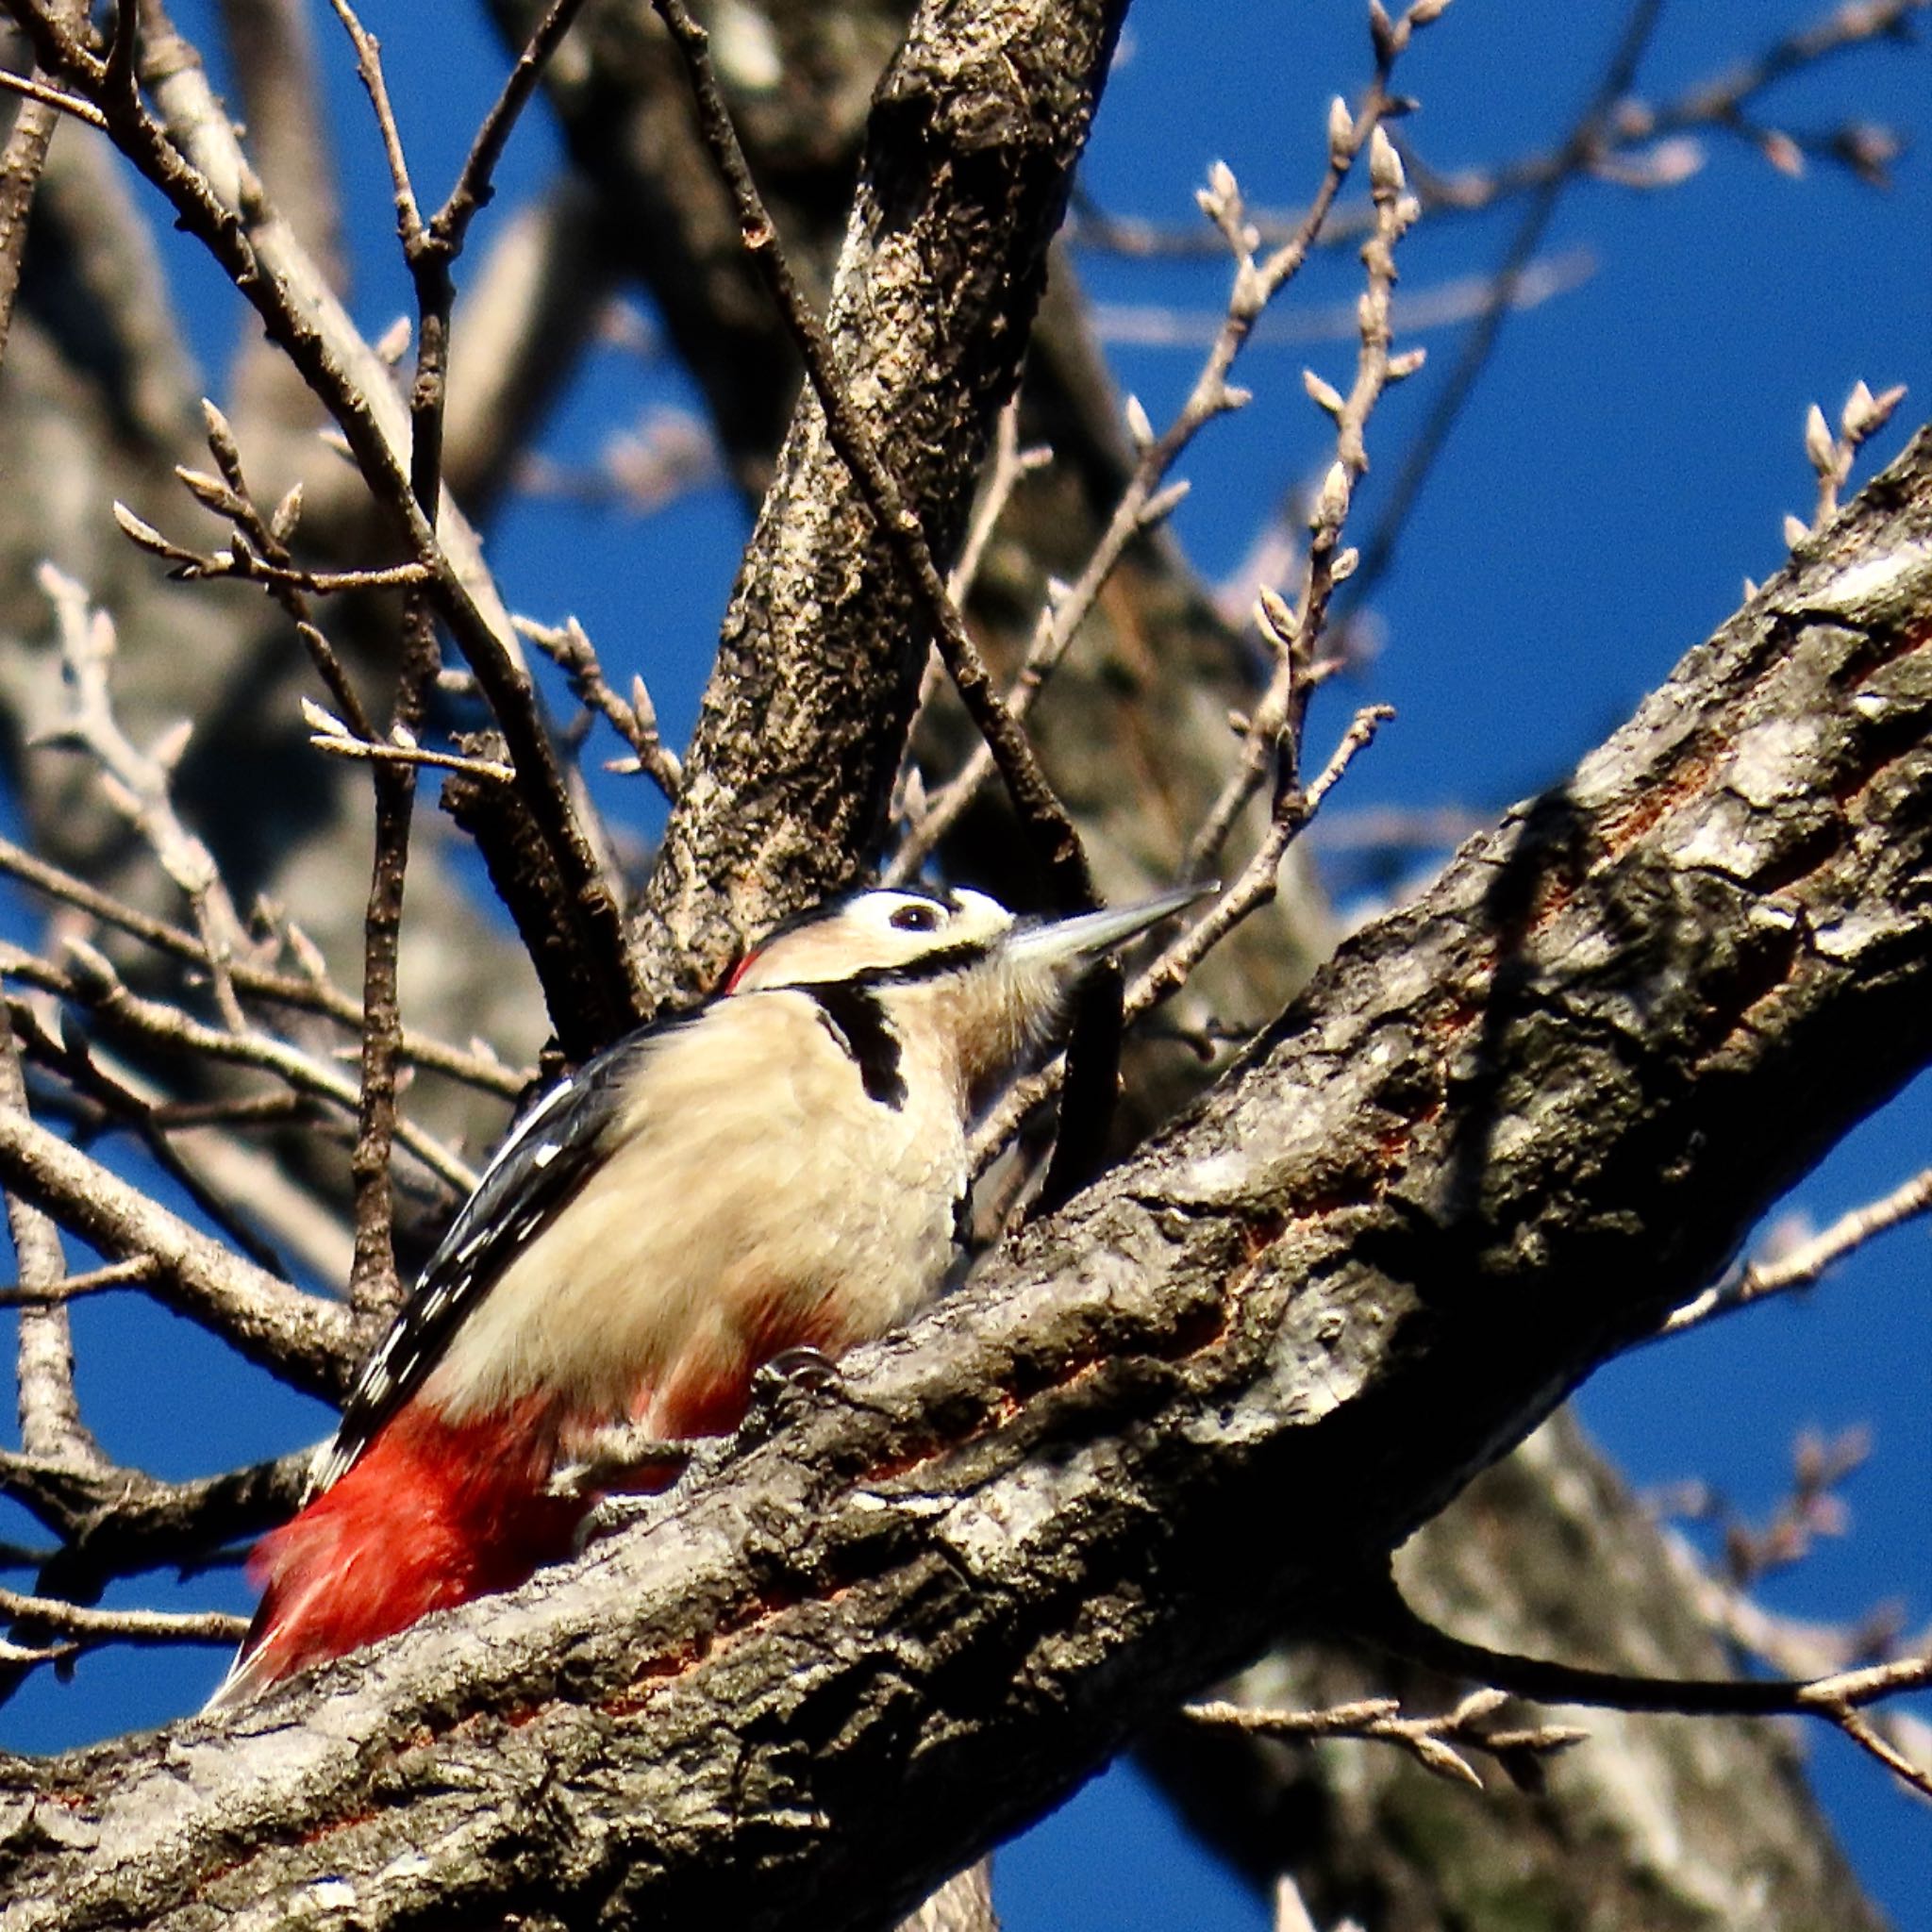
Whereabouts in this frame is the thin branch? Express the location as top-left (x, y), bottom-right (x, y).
top-left (653, 0), bottom-right (1093, 908)
top-left (0, 62), bottom-right (105, 128)
top-left (0, 41), bottom-right (64, 371)
top-left (0, 1442), bottom-right (311, 1585)
top-left (0, 835), bottom-right (525, 1097)
top-left (6, 998), bottom-right (295, 1279)
top-left (14, 937), bottom-right (477, 1193)
top-left (1188, 1689), bottom-right (1588, 1793)
top-left (1347, 0), bottom-right (1669, 604)
top-left (213, 0), bottom-right (345, 295)
top-left (1356, 1577), bottom-right (1932, 1802)
top-left (962, 94), bottom-right (1425, 1171)
top-left (32, 564), bottom-right (257, 1033)
top-left (1, 1017), bottom-right (103, 1470)
top-left (948, 398), bottom-right (1048, 612)
top-left (321, 0), bottom-right (595, 1310)
top-left (113, 501), bottom-right (438, 594)
top-left (516, 615), bottom-right (683, 802)
top-left (323, 0), bottom-right (423, 246)
top-left (0, 1091), bottom-right (351, 1396)
top-left (1185, 125), bottom-right (1422, 883)
top-left (1133, 705), bottom-right (1393, 1022)
top-left (182, 396), bottom-right (381, 739)
top-left (1069, 0), bottom-right (1924, 262)
top-left (1661, 1161), bottom-right (1932, 1337)
top-left (0, 1257), bottom-right (158, 1307)
top-left (430, 0), bottom-right (592, 258)
top-left (0, 1585), bottom-right (246, 1650)
top-left (970, 705), bottom-right (1392, 1171)
top-left (1793, 377), bottom-right (1910, 540)
top-left (10, 0), bottom-right (644, 1027)
top-left (895, 3), bottom-right (1444, 883)
top-left (306, 725), bottom-right (517, 785)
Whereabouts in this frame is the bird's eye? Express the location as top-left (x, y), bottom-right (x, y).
top-left (890, 902), bottom-right (941, 932)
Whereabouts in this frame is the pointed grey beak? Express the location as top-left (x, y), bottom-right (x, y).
top-left (1002, 881), bottom-right (1215, 972)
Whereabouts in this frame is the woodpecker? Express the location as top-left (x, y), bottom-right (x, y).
top-left (207, 881), bottom-right (1199, 1707)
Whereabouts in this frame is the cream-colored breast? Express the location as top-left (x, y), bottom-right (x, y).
top-left (424, 991), bottom-right (965, 1426)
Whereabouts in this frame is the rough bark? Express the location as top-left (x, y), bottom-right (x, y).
top-left (632, 0), bottom-right (1131, 1004)
top-left (2, 427), bottom-right (1924, 1932)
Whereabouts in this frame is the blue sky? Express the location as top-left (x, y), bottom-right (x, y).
top-left (3, 2), bottom-right (1928, 1926)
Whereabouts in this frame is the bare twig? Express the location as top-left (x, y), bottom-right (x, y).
top-left (0, 1585), bottom-right (247, 1650)
top-left (1185, 125), bottom-right (1421, 884)
top-left (947, 398), bottom-right (1050, 611)
top-left (0, 1441), bottom-right (312, 1586)
top-left (970, 705), bottom-right (1392, 1171)
top-left (1662, 1525), bottom-right (1932, 1789)
top-left (968, 90), bottom-right (1426, 1171)
top-left (1357, 1577), bottom-right (1932, 1802)
top-left (0, 9), bottom-right (75, 372)
top-left (517, 615), bottom-right (683, 802)
top-left (0, 834), bottom-right (525, 1097)
top-left (9, 0), bottom-right (643, 1026)
top-left (435, 0), bottom-right (592, 257)
top-left (1791, 378), bottom-right (1909, 541)
top-left (1189, 1688), bottom-right (1588, 1792)
top-left (6, 995), bottom-right (296, 1279)
top-left (1347, 0), bottom-right (1669, 604)
top-left (304, 709), bottom-right (516, 784)
top-left (321, 0), bottom-right (597, 1314)
top-left (1649, 1424), bottom-right (1869, 1606)
top-left (113, 501), bottom-right (437, 594)
top-left (0, 1090), bottom-right (351, 1395)
top-left (1071, 0), bottom-right (1924, 261)
top-left (33, 564), bottom-right (258, 1033)
top-left (0, 1257), bottom-right (158, 1307)
top-left (0, 63), bottom-right (106, 129)
top-left (653, 0), bottom-right (1093, 908)
top-left (1660, 1161), bottom-right (1932, 1337)
top-left (1133, 705), bottom-right (1393, 1022)
top-left (1, 1015), bottom-right (104, 1470)
top-left (899, 8), bottom-right (1447, 885)
top-left (2, 939), bottom-right (476, 1194)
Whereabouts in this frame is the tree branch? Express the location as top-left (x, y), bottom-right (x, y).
top-left (634, 0), bottom-right (1131, 1001)
top-left (5, 423), bottom-right (1927, 1932)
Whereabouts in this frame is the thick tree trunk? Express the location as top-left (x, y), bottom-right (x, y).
top-left (3, 427), bottom-right (1924, 1932)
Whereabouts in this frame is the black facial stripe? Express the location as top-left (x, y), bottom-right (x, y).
top-left (808, 983), bottom-right (908, 1109)
top-left (851, 939), bottom-right (993, 988)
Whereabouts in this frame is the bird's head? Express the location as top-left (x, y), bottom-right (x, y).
top-left (728, 882), bottom-right (1207, 1105)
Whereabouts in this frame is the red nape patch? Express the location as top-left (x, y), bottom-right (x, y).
top-left (722, 947), bottom-right (761, 993)
top-left (235, 1399), bottom-right (583, 1693)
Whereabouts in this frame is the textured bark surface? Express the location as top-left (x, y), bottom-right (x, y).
top-left (633, 0), bottom-right (1130, 1004)
top-left (2, 431), bottom-right (1924, 1932)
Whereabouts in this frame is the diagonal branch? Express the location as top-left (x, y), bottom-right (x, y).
top-left (0, 1098), bottom-right (352, 1396)
top-left (5, 421), bottom-right (1927, 1932)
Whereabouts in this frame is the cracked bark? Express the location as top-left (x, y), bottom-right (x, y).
top-left (628, 0), bottom-right (1132, 1004)
top-left (3, 428), bottom-right (1924, 1932)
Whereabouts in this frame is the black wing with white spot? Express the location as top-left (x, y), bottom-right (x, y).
top-left (310, 1024), bottom-right (675, 1497)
